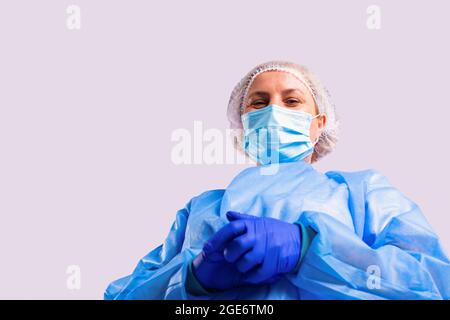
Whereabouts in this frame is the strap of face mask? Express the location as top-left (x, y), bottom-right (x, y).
top-left (312, 113), bottom-right (323, 145)
top-left (311, 113), bottom-right (321, 120)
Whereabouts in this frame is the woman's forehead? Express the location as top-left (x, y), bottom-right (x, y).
top-left (248, 70), bottom-right (309, 93)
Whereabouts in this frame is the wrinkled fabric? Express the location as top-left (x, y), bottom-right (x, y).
top-left (104, 161), bottom-right (450, 300)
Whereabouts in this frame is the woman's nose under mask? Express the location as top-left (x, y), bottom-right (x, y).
top-left (241, 104), bottom-right (320, 165)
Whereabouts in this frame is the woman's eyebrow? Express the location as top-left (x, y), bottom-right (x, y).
top-left (247, 91), bottom-right (269, 99)
top-left (247, 88), bottom-right (306, 100)
top-left (249, 91), bottom-right (269, 97)
top-left (282, 88), bottom-right (306, 95)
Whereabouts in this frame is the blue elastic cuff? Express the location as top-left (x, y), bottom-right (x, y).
top-left (292, 221), bottom-right (316, 273)
top-left (186, 260), bottom-right (211, 296)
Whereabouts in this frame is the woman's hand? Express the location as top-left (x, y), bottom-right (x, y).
top-left (191, 237), bottom-right (245, 292)
top-left (220, 211), bottom-right (302, 285)
top-left (192, 211), bottom-right (300, 291)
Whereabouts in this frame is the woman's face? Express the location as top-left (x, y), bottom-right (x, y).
top-left (242, 71), bottom-right (327, 162)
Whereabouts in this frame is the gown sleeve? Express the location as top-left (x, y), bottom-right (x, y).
top-left (104, 197), bottom-right (208, 300)
top-left (287, 170), bottom-right (450, 299)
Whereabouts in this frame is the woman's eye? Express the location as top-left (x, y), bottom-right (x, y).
top-left (285, 99), bottom-right (300, 105)
top-left (251, 101), bottom-right (266, 107)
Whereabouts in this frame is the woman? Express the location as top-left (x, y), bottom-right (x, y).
top-left (104, 61), bottom-right (450, 299)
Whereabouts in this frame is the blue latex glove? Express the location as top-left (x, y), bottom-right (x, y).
top-left (191, 236), bottom-right (245, 292)
top-left (191, 212), bottom-right (286, 291)
top-left (220, 211), bottom-right (302, 285)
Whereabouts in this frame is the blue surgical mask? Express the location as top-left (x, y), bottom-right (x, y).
top-left (241, 104), bottom-right (320, 165)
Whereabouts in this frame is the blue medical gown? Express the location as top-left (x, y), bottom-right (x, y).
top-left (104, 161), bottom-right (450, 299)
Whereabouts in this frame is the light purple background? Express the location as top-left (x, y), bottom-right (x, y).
top-left (0, 0), bottom-right (449, 299)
